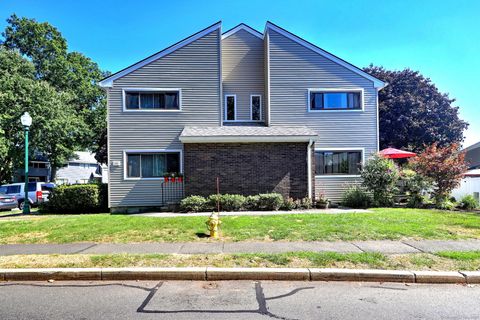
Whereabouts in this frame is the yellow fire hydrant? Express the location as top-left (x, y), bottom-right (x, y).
top-left (206, 212), bottom-right (221, 238)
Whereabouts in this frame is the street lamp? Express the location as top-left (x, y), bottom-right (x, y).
top-left (20, 112), bottom-right (32, 214)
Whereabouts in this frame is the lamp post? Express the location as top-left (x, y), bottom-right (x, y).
top-left (20, 112), bottom-right (32, 214)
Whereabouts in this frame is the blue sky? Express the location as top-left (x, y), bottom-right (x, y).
top-left (1, 0), bottom-right (478, 147)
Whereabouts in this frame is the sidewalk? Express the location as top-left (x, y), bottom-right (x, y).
top-left (1, 239), bottom-right (480, 256)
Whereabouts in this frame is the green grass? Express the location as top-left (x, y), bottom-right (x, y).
top-left (0, 208), bottom-right (479, 244)
top-left (435, 251), bottom-right (480, 260)
top-left (2, 251), bottom-right (480, 270)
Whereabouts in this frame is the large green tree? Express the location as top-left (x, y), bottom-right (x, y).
top-left (1, 14), bottom-right (108, 165)
top-left (364, 66), bottom-right (468, 152)
top-left (0, 48), bottom-right (87, 183)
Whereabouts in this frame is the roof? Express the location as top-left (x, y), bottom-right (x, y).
top-left (464, 141), bottom-right (480, 152)
top-left (180, 126), bottom-right (318, 143)
top-left (99, 21), bottom-right (386, 89)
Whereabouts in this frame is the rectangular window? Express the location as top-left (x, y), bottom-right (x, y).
top-left (126, 152), bottom-right (181, 178)
top-left (315, 150), bottom-right (362, 175)
top-left (225, 95), bottom-right (236, 121)
top-left (125, 90), bottom-right (180, 110)
top-left (309, 91), bottom-right (362, 110)
top-left (250, 95), bottom-right (262, 121)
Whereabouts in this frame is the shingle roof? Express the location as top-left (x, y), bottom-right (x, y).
top-left (180, 126), bottom-right (318, 143)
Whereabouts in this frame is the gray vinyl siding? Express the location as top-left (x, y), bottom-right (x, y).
top-left (267, 29), bottom-right (379, 202)
top-left (222, 30), bottom-right (265, 122)
top-left (108, 29), bottom-right (221, 207)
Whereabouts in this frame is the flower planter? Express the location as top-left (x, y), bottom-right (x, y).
top-left (316, 201), bottom-right (329, 209)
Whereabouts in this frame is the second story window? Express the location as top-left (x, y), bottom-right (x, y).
top-left (225, 95), bottom-right (236, 121)
top-left (309, 90), bottom-right (362, 111)
top-left (250, 95), bottom-right (262, 121)
top-left (124, 90), bottom-right (180, 110)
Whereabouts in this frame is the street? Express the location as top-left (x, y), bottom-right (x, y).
top-left (1, 281), bottom-right (479, 319)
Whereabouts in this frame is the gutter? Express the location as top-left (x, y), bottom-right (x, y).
top-left (307, 139), bottom-right (314, 199)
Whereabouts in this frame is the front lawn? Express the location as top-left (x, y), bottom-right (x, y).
top-left (0, 208), bottom-right (479, 244)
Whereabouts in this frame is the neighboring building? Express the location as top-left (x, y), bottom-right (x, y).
top-left (452, 142), bottom-right (480, 202)
top-left (56, 152), bottom-right (108, 185)
top-left (99, 21), bottom-right (386, 211)
top-left (14, 154), bottom-right (51, 182)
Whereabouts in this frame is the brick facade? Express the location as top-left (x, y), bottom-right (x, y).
top-left (183, 142), bottom-right (313, 199)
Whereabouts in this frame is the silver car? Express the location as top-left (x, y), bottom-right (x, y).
top-left (0, 192), bottom-right (18, 211)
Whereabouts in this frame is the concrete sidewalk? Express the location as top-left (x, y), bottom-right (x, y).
top-left (1, 239), bottom-right (480, 256)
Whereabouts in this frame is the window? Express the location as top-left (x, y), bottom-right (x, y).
top-left (309, 90), bottom-right (362, 110)
top-left (315, 150), bottom-right (362, 175)
top-left (30, 162), bottom-right (47, 169)
top-left (124, 90), bottom-right (180, 110)
top-left (126, 152), bottom-right (181, 178)
top-left (5, 185), bottom-right (20, 194)
top-left (250, 95), bottom-right (262, 121)
top-left (225, 95), bottom-right (236, 121)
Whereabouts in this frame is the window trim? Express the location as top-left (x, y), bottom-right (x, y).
top-left (314, 147), bottom-right (365, 178)
top-left (307, 88), bottom-right (364, 112)
top-left (224, 94), bottom-right (237, 122)
top-left (123, 149), bottom-right (183, 181)
top-left (122, 88), bottom-right (182, 112)
top-left (249, 94), bottom-right (263, 121)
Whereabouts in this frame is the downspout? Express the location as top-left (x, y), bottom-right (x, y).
top-left (307, 139), bottom-right (314, 199)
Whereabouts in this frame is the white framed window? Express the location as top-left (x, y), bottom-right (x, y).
top-left (123, 149), bottom-right (182, 180)
top-left (250, 94), bottom-right (262, 121)
top-left (315, 148), bottom-right (365, 177)
top-left (122, 88), bottom-right (182, 112)
top-left (308, 88), bottom-right (364, 112)
top-left (224, 95), bottom-right (236, 121)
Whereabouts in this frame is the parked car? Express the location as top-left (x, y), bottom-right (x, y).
top-left (0, 192), bottom-right (17, 211)
top-left (0, 182), bottom-right (54, 210)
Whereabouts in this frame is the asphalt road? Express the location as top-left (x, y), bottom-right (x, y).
top-left (1, 281), bottom-right (479, 320)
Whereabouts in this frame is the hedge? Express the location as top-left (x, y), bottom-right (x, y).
top-left (39, 184), bottom-right (108, 214)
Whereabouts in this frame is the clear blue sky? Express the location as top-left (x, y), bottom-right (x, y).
top-left (1, 0), bottom-right (478, 147)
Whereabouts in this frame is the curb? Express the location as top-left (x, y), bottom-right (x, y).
top-left (0, 268), bottom-right (478, 283)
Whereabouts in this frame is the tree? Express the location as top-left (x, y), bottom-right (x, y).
top-left (361, 153), bottom-right (400, 207)
top-left (364, 65), bottom-right (468, 152)
top-left (409, 143), bottom-right (467, 204)
top-left (0, 48), bottom-right (87, 183)
top-left (1, 14), bottom-right (109, 167)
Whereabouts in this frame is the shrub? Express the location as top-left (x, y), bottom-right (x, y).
top-left (257, 193), bottom-right (284, 211)
top-left (361, 154), bottom-right (399, 207)
top-left (300, 197), bottom-right (313, 209)
top-left (436, 199), bottom-right (456, 211)
top-left (244, 195), bottom-right (260, 210)
top-left (409, 143), bottom-right (467, 204)
top-left (180, 195), bottom-right (207, 212)
top-left (40, 184), bottom-right (104, 214)
top-left (205, 194), bottom-right (246, 211)
top-left (458, 195), bottom-right (479, 210)
top-left (282, 197), bottom-right (297, 211)
top-left (341, 185), bottom-right (372, 209)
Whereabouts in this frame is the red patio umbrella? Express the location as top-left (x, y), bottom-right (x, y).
top-left (379, 147), bottom-right (416, 159)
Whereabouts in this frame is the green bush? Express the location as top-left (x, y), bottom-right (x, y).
top-left (341, 185), bottom-right (373, 209)
top-left (205, 194), bottom-right (246, 211)
top-left (257, 193), bottom-right (284, 211)
top-left (436, 199), bottom-right (456, 210)
top-left (282, 197), bottom-right (297, 210)
top-left (361, 154), bottom-right (399, 207)
top-left (40, 184), bottom-right (105, 214)
top-left (458, 195), bottom-right (479, 210)
top-left (244, 195), bottom-right (260, 210)
top-left (180, 195), bottom-right (207, 212)
top-left (300, 197), bottom-right (313, 209)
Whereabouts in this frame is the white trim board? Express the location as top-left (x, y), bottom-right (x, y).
top-left (123, 149), bottom-right (183, 181)
top-left (222, 23), bottom-right (263, 40)
top-left (307, 88), bottom-right (365, 112)
top-left (99, 22), bottom-right (222, 87)
top-left (265, 22), bottom-right (386, 89)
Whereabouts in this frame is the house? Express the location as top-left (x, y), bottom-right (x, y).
top-left (452, 141), bottom-right (480, 202)
top-left (99, 21), bottom-right (386, 212)
top-left (14, 153), bottom-right (51, 182)
top-left (56, 151), bottom-right (108, 185)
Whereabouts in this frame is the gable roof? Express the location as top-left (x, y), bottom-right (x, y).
top-left (98, 21), bottom-right (222, 87)
top-left (221, 23), bottom-right (263, 40)
top-left (264, 21), bottom-right (386, 88)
